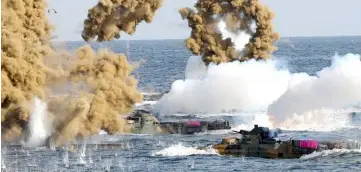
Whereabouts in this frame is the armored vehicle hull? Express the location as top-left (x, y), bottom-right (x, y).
top-left (210, 125), bottom-right (347, 159)
top-left (159, 120), bottom-right (231, 134)
top-left (127, 110), bottom-right (231, 135)
top-left (212, 137), bottom-right (339, 159)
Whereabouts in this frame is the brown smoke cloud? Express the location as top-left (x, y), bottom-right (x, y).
top-left (1, 0), bottom-right (143, 146)
top-left (179, 0), bottom-right (280, 65)
top-left (81, 0), bottom-right (164, 42)
top-left (1, 0), bottom-right (55, 142)
top-left (49, 45), bottom-right (143, 146)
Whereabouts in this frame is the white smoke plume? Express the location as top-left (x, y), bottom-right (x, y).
top-left (154, 53), bottom-right (361, 131)
top-left (276, 108), bottom-right (355, 131)
top-left (268, 53), bottom-right (361, 124)
top-left (154, 55), bottom-right (290, 114)
top-left (154, 19), bottom-right (286, 115)
top-left (217, 19), bottom-right (257, 55)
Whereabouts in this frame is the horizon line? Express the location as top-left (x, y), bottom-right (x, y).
top-left (51, 35), bottom-right (361, 42)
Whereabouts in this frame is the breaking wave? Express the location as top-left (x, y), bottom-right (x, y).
top-left (300, 148), bottom-right (361, 160)
top-left (152, 143), bottom-right (217, 157)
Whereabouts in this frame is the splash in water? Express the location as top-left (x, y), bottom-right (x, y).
top-left (24, 97), bottom-right (50, 147)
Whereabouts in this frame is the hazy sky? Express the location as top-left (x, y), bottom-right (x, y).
top-left (47, 0), bottom-right (361, 41)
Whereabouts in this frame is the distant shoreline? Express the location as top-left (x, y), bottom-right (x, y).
top-left (52, 35), bottom-right (361, 43)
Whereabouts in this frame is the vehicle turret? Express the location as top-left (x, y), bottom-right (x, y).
top-left (234, 125), bottom-right (279, 143)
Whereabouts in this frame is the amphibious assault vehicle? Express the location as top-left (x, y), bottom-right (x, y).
top-left (126, 109), bottom-right (231, 135)
top-left (126, 109), bottom-right (162, 134)
top-left (211, 125), bottom-right (346, 159)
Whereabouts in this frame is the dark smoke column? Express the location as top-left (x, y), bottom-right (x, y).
top-left (179, 0), bottom-right (280, 65)
top-left (82, 0), bottom-right (164, 42)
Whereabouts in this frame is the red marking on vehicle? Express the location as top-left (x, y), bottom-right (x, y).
top-left (186, 121), bottom-right (201, 126)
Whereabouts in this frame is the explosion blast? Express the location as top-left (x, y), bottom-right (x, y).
top-left (179, 0), bottom-right (279, 65)
top-left (82, 0), bottom-right (164, 42)
top-left (1, 0), bottom-right (154, 146)
top-left (1, 0), bottom-right (54, 142)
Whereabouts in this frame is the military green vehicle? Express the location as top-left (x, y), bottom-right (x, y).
top-left (211, 125), bottom-right (345, 159)
top-left (126, 109), bottom-right (162, 134)
top-left (159, 119), bottom-right (231, 134)
top-left (126, 109), bottom-right (231, 135)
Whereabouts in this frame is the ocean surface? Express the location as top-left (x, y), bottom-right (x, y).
top-left (2, 36), bottom-right (361, 172)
